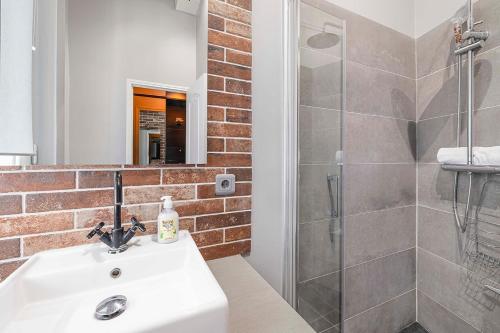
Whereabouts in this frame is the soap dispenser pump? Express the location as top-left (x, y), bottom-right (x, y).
top-left (157, 196), bottom-right (179, 244)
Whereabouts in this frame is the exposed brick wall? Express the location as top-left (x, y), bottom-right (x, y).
top-left (0, 0), bottom-right (252, 281)
top-left (139, 111), bottom-right (166, 162)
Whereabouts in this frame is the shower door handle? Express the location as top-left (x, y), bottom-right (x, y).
top-left (327, 174), bottom-right (339, 218)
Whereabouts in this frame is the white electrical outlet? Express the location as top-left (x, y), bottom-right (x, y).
top-left (215, 174), bottom-right (235, 196)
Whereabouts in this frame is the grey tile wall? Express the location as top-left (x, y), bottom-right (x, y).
top-left (416, 1), bottom-right (500, 330)
top-left (344, 290), bottom-right (416, 333)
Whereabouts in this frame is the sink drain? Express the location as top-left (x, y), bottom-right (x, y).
top-left (95, 295), bottom-right (127, 320)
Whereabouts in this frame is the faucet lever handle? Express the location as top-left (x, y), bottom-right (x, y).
top-left (130, 217), bottom-right (146, 232)
top-left (87, 222), bottom-right (105, 239)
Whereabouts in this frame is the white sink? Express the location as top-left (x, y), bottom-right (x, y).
top-left (0, 231), bottom-right (228, 333)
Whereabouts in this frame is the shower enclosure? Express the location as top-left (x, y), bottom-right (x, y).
top-left (284, 1), bottom-right (346, 332)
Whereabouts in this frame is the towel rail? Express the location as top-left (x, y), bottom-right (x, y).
top-left (441, 164), bottom-right (500, 174)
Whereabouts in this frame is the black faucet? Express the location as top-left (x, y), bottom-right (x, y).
top-left (87, 171), bottom-right (146, 253)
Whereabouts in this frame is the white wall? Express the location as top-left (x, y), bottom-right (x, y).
top-left (326, 0), bottom-right (415, 37)
top-left (67, 0), bottom-right (197, 164)
top-left (248, 0), bottom-right (286, 293)
top-left (33, 0), bottom-right (59, 164)
top-left (327, 0), bottom-right (467, 38)
top-left (414, 0), bottom-right (467, 38)
top-left (196, 0), bottom-right (208, 78)
top-left (0, 0), bottom-right (34, 157)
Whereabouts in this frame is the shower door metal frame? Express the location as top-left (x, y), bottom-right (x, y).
top-left (282, 0), bottom-right (347, 331)
top-left (282, 0), bottom-right (299, 308)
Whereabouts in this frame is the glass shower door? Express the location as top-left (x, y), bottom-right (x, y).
top-left (296, 1), bottom-right (345, 332)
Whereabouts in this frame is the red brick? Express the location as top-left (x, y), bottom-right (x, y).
top-left (208, 107), bottom-right (225, 121)
top-left (208, 75), bottom-right (225, 91)
top-left (208, 123), bottom-right (251, 138)
top-left (226, 139), bottom-right (252, 152)
top-left (227, 0), bottom-right (251, 11)
top-left (208, 91), bottom-right (251, 109)
top-left (0, 212), bottom-right (73, 237)
top-left (208, 60), bottom-right (251, 80)
top-left (227, 168), bottom-right (252, 181)
top-left (0, 195), bottom-right (22, 215)
top-left (78, 170), bottom-right (160, 188)
top-left (226, 20), bottom-right (251, 38)
top-left (226, 108), bottom-right (252, 123)
top-left (196, 211), bottom-right (250, 231)
top-left (0, 238), bottom-right (20, 260)
top-left (208, 138), bottom-right (225, 152)
top-left (0, 166), bottom-right (22, 171)
top-left (175, 199), bottom-right (224, 217)
top-left (199, 240), bottom-right (251, 260)
top-left (208, 14), bottom-right (224, 31)
top-left (209, 30), bottom-right (251, 52)
top-left (0, 172), bottom-right (75, 193)
top-left (207, 153), bottom-right (252, 167)
top-left (163, 169), bottom-right (224, 184)
top-left (208, 45), bottom-right (225, 61)
top-left (226, 197), bottom-right (252, 212)
top-left (226, 49), bottom-right (252, 67)
top-left (23, 230), bottom-right (98, 256)
top-left (26, 190), bottom-right (113, 213)
top-left (191, 230), bottom-right (224, 247)
top-left (225, 78), bottom-right (251, 95)
top-left (208, 0), bottom-right (251, 24)
top-left (180, 218), bottom-right (195, 232)
top-left (197, 182), bottom-right (251, 199)
top-left (224, 225), bottom-right (251, 241)
top-left (124, 185), bottom-right (195, 204)
top-left (75, 204), bottom-right (160, 229)
top-left (0, 260), bottom-right (26, 282)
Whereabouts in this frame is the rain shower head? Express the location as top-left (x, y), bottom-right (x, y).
top-left (306, 22), bottom-right (340, 49)
top-left (307, 32), bottom-right (339, 49)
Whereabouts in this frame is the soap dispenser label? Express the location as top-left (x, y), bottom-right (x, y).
top-left (160, 218), bottom-right (177, 240)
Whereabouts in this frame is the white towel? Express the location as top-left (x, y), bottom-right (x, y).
top-left (437, 146), bottom-right (500, 165)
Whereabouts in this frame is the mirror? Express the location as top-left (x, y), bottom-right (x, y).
top-left (0, 0), bottom-right (208, 166)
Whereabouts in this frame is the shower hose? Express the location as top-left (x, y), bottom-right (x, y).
top-left (453, 53), bottom-right (472, 234)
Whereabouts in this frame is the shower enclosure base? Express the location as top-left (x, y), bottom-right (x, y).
top-left (399, 322), bottom-right (429, 333)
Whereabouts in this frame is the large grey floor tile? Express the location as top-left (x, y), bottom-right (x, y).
top-left (344, 290), bottom-right (416, 333)
top-left (345, 248), bottom-right (416, 318)
top-left (418, 163), bottom-right (500, 217)
top-left (477, 0), bottom-right (500, 54)
top-left (346, 61), bottom-right (416, 120)
top-left (298, 220), bottom-right (341, 282)
top-left (418, 206), bottom-right (467, 266)
top-left (418, 291), bottom-right (480, 333)
top-left (417, 163), bottom-right (481, 214)
top-left (345, 206), bottom-right (416, 267)
top-left (417, 249), bottom-right (500, 331)
top-left (297, 271), bottom-right (341, 323)
top-left (475, 106), bottom-right (500, 146)
top-left (344, 164), bottom-right (416, 216)
top-left (299, 164), bottom-right (338, 222)
top-left (345, 113), bottom-right (416, 164)
top-left (300, 57), bottom-right (343, 110)
top-left (417, 114), bottom-right (466, 163)
top-left (416, 19), bottom-right (455, 78)
top-left (400, 323), bottom-right (429, 333)
top-left (475, 48), bottom-right (500, 111)
top-left (299, 106), bottom-right (341, 164)
top-left (416, 64), bottom-right (463, 121)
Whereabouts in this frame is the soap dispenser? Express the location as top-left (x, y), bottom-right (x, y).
top-left (157, 196), bottom-right (179, 244)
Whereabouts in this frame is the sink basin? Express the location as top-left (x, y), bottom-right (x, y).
top-left (0, 231), bottom-right (228, 333)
